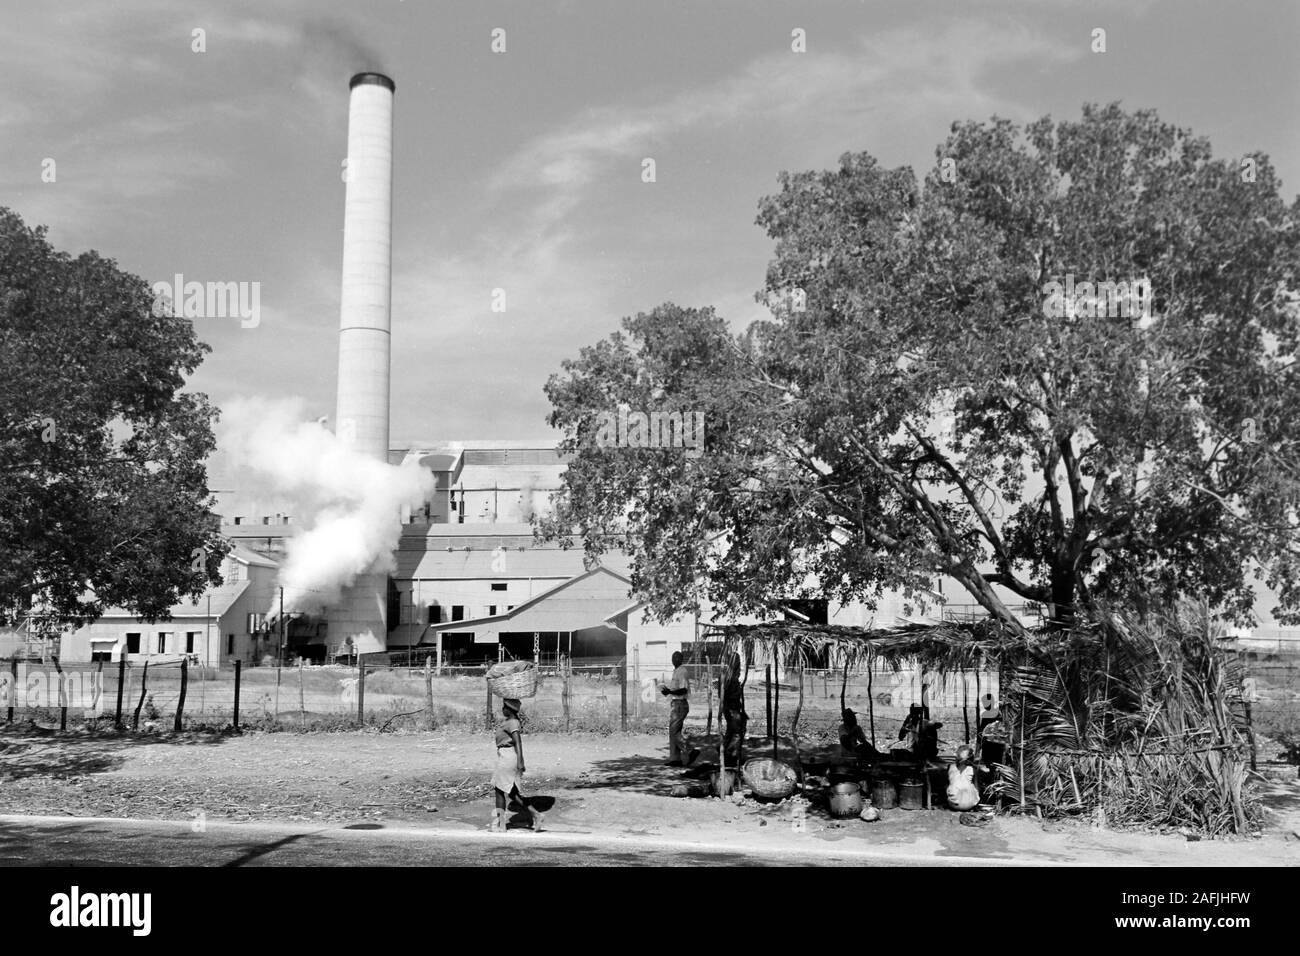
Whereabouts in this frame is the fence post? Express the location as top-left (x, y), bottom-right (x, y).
top-left (174, 658), bottom-right (188, 732)
top-left (357, 663), bottom-right (366, 726)
top-left (113, 658), bottom-right (124, 723)
top-left (633, 646), bottom-right (641, 722)
top-left (485, 680), bottom-right (493, 731)
top-left (620, 655), bottom-right (628, 733)
top-left (424, 656), bottom-right (433, 730)
top-left (233, 659), bottom-right (242, 733)
top-left (562, 655), bottom-right (571, 733)
top-left (8, 658), bottom-right (17, 723)
top-left (298, 658), bottom-right (305, 723)
top-left (132, 660), bottom-right (149, 730)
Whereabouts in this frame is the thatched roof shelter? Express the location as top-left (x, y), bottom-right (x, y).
top-left (705, 618), bottom-right (1017, 673)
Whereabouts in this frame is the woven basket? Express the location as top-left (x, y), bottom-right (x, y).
top-left (486, 660), bottom-right (538, 699)
top-left (743, 758), bottom-right (798, 801)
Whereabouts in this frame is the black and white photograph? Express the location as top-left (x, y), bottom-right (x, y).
top-left (0, 0), bottom-right (1295, 926)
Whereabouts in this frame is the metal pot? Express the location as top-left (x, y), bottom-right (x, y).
top-left (829, 782), bottom-right (864, 817)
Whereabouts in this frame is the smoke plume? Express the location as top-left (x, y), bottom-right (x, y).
top-left (217, 397), bottom-right (431, 614)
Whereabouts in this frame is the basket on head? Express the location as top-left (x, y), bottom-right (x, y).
top-left (743, 757), bottom-right (798, 801)
top-left (486, 660), bottom-right (538, 699)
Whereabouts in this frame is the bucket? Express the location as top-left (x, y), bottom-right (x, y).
top-left (899, 779), bottom-right (924, 810)
top-left (871, 779), bottom-right (897, 809)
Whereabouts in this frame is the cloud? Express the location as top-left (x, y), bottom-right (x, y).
top-left (488, 18), bottom-right (1080, 238)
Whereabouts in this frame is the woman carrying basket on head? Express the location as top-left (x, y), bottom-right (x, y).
top-left (490, 697), bottom-right (544, 832)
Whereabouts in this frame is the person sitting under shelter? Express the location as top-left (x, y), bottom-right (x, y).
top-left (896, 704), bottom-right (943, 763)
top-left (838, 708), bottom-right (882, 765)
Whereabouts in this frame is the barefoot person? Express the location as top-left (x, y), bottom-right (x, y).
top-left (490, 698), bottom-right (543, 832)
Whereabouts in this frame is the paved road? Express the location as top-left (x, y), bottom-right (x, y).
top-left (0, 814), bottom-right (984, 867)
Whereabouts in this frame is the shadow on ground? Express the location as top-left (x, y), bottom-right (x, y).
top-left (0, 723), bottom-right (231, 782)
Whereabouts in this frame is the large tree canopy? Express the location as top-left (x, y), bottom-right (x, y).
top-left (0, 207), bottom-right (228, 627)
top-left (541, 105), bottom-right (1300, 634)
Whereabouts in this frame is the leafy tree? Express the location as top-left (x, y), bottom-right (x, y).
top-left (541, 105), bottom-right (1300, 633)
top-left (0, 207), bottom-right (228, 627)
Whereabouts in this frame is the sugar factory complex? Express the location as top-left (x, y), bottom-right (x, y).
top-left (45, 72), bottom-right (1296, 675)
top-left (57, 73), bottom-right (639, 670)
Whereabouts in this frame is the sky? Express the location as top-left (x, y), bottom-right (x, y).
top-left (2, 0), bottom-right (1298, 444)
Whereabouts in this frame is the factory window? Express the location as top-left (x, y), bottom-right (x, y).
top-left (158, 632), bottom-right (170, 653)
top-left (452, 606), bottom-right (464, 622)
top-left (429, 605), bottom-right (442, 625)
top-left (262, 516), bottom-right (271, 525)
top-left (507, 606), bottom-right (514, 612)
top-left (227, 634), bottom-right (234, 655)
top-left (126, 633), bottom-right (141, 654)
top-left (490, 582), bottom-right (508, 591)
top-left (488, 606), bottom-right (497, 616)
top-left (283, 515), bottom-right (292, 524)
top-left (186, 632), bottom-right (199, 654)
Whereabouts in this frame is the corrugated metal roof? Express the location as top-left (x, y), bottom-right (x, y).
top-left (426, 566), bottom-right (632, 633)
top-left (396, 548), bottom-right (586, 579)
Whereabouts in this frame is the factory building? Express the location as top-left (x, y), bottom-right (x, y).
top-left (59, 545), bottom-right (280, 666)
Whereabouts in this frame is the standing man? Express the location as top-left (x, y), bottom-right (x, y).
top-left (660, 651), bottom-right (699, 767)
top-left (719, 649), bottom-right (748, 768)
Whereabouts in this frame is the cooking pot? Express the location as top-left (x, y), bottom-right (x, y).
top-left (829, 781), bottom-right (865, 817)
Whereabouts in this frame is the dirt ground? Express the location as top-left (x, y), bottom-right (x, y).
top-left (1, 723), bottom-right (1296, 865)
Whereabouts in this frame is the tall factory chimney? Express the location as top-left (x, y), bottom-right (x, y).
top-left (333, 71), bottom-right (396, 656)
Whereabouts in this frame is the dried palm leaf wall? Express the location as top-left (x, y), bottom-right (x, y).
top-left (990, 601), bottom-right (1255, 835)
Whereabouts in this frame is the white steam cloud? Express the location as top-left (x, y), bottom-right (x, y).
top-left (218, 397), bottom-right (432, 615)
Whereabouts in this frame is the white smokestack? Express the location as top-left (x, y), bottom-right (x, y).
top-left (333, 71), bottom-right (396, 656)
top-left (336, 71), bottom-right (395, 461)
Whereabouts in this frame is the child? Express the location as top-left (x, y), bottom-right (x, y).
top-left (946, 744), bottom-right (979, 811)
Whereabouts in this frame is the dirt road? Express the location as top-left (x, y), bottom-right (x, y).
top-left (1, 724), bottom-right (1296, 865)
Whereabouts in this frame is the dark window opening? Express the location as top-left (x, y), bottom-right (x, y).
top-left (489, 605), bottom-right (497, 616)
top-left (126, 633), bottom-right (141, 654)
top-left (452, 606), bottom-right (464, 622)
top-left (429, 605), bottom-right (442, 625)
top-left (186, 632), bottom-right (198, 653)
top-left (490, 582), bottom-right (508, 591)
top-left (227, 634), bottom-right (234, 655)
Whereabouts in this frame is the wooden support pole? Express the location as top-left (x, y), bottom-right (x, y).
top-left (357, 663), bottom-right (366, 725)
top-left (840, 657), bottom-right (849, 713)
top-left (962, 668), bottom-right (970, 745)
top-left (233, 659), bottom-right (242, 732)
top-left (772, 656), bottom-right (780, 762)
top-left (791, 658), bottom-right (804, 736)
top-left (299, 658), bottom-right (307, 723)
top-left (174, 658), bottom-right (188, 732)
top-left (867, 656), bottom-right (875, 746)
top-left (132, 660), bottom-right (149, 730)
top-left (485, 680), bottom-right (493, 731)
top-left (765, 664), bottom-right (773, 739)
top-left (9, 658), bottom-right (19, 723)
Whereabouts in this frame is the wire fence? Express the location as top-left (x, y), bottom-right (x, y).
top-left (1, 641), bottom-right (1296, 749)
